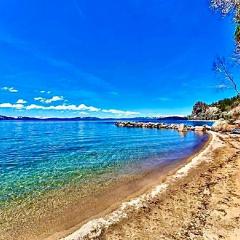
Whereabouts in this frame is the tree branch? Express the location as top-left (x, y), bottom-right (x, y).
top-left (213, 57), bottom-right (240, 96)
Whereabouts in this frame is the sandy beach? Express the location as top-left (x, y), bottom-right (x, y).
top-left (1, 0), bottom-right (239, 239)
top-left (63, 131), bottom-right (240, 240)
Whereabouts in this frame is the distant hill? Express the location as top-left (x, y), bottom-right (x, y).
top-left (0, 116), bottom-right (101, 121)
top-left (0, 116), bottom-right (188, 121)
top-left (157, 116), bottom-right (188, 120)
top-left (189, 96), bottom-right (240, 120)
top-left (109, 116), bottom-right (187, 121)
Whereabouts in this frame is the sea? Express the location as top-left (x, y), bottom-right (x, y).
top-left (0, 119), bottom-right (212, 239)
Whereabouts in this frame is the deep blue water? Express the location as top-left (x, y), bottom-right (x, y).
top-left (0, 120), bottom-right (210, 204)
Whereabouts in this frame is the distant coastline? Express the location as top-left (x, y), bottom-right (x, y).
top-left (0, 115), bottom-right (188, 121)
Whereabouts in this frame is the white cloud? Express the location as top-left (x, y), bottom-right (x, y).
top-left (25, 103), bottom-right (100, 112)
top-left (1, 86), bottom-right (18, 93)
top-left (48, 96), bottom-right (64, 103)
top-left (26, 104), bottom-right (45, 110)
top-left (102, 109), bottom-right (139, 116)
top-left (34, 96), bottom-right (64, 104)
top-left (0, 102), bottom-right (139, 116)
top-left (34, 97), bottom-right (45, 102)
top-left (78, 104), bottom-right (100, 112)
top-left (0, 103), bottom-right (23, 109)
top-left (16, 99), bottom-right (27, 104)
top-left (40, 90), bottom-right (51, 94)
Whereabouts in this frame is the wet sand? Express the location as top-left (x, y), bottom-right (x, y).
top-left (64, 132), bottom-right (240, 240)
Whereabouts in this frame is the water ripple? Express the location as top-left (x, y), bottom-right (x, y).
top-left (0, 121), bottom-right (208, 204)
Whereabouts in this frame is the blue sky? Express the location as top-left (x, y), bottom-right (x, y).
top-left (0, 0), bottom-right (237, 118)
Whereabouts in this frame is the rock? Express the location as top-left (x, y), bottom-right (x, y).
top-left (224, 124), bottom-right (236, 132)
top-left (194, 126), bottom-right (206, 132)
top-left (204, 125), bottom-right (212, 130)
top-left (228, 106), bottom-right (240, 120)
top-left (211, 119), bottom-right (227, 131)
top-left (116, 121), bottom-right (212, 134)
top-left (231, 128), bottom-right (240, 134)
top-left (234, 120), bottom-right (240, 127)
top-left (178, 124), bottom-right (187, 132)
top-left (211, 119), bottom-right (235, 132)
top-left (203, 188), bottom-right (211, 196)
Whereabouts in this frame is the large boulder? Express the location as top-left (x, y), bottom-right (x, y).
top-left (178, 124), bottom-right (187, 132)
top-left (204, 125), bottom-right (212, 130)
top-left (231, 128), bottom-right (240, 134)
top-left (228, 106), bottom-right (240, 120)
top-left (194, 126), bottom-right (206, 132)
top-left (211, 119), bottom-right (235, 132)
top-left (234, 120), bottom-right (240, 127)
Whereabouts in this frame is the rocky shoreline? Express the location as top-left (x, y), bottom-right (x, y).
top-left (115, 120), bottom-right (240, 134)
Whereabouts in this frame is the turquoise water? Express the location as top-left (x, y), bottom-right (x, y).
top-left (0, 120), bottom-right (209, 205)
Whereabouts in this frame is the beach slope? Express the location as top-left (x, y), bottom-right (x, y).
top-left (64, 132), bottom-right (240, 240)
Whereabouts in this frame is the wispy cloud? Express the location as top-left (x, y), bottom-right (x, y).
top-left (1, 86), bottom-right (18, 93)
top-left (0, 32), bottom-right (111, 92)
top-left (34, 96), bottom-right (64, 104)
top-left (0, 102), bottom-right (139, 116)
top-left (40, 90), bottom-right (51, 94)
top-left (16, 99), bottom-right (27, 104)
top-left (102, 109), bottom-right (139, 116)
top-left (109, 91), bottom-right (119, 96)
top-left (155, 97), bottom-right (171, 102)
top-left (214, 84), bottom-right (230, 90)
top-left (72, 0), bottom-right (85, 19)
top-left (0, 30), bottom-right (114, 107)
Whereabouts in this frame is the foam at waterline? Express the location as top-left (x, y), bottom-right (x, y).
top-left (63, 132), bottom-right (220, 240)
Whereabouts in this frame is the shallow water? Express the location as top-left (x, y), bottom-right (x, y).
top-left (0, 120), bottom-right (210, 206)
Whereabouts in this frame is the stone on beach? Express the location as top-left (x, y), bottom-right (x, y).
top-left (234, 120), bottom-right (240, 127)
top-left (194, 126), bottom-right (206, 132)
top-left (211, 119), bottom-right (236, 132)
top-left (178, 124), bottom-right (187, 132)
top-left (231, 128), bottom-right (240, 134)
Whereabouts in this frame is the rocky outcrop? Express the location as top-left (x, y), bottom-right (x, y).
top-left (115, 121), bottom-right (240, 134)
top-left (189, 96), bottom-right (240, 121)
top-left (190, 103), bottom-right (222, 120)
top-left (115, 122), bottom-right (208, 132)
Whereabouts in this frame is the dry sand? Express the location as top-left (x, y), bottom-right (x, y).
top-left (64, 132), bottom-right (240, 240)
